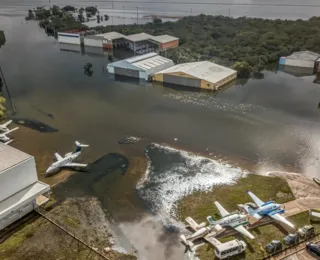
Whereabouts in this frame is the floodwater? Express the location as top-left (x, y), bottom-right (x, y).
top-left (1, 0), bottom-right (320, 20)
top-left (2, 7), bottom-right (320, 259)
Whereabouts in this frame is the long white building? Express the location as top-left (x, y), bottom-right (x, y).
top-left (0, 143), bottom-right (50, 230)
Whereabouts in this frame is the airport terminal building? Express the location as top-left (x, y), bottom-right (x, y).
top-left (0, 143), bottom-right (50, 230)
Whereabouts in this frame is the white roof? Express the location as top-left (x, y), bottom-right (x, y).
top-left (0, 143), bottom-right (32, 172)
top-left (152, 35), bottom-right (179, 43)
top-left (133, 55), bottom-right (173, 72)
top-left (287, 51), bottom-right (320, 61)
top-left (0, 181), bottom-right (50, 218)
top-left (157, 61), bottom-right (236, 84)
top-left (215, 239), bottom-right (243, 251)
top-left (96, 31), bottom-right (125, 40)
top-left (125, 33), bottom-right (153, 42)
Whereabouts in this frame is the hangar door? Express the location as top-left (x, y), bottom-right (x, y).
top-left (114, 67), bottom-right (140, 78)
top-left (163, 74), bottom-right (201, 88)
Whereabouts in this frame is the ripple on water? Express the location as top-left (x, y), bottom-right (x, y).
top-left (136, 143), bottom-right (248, 221)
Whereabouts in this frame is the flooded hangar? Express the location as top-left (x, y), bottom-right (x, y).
top-left (0, 143), bottom-right (50, 230)
top-left (106, 52), bottom-right (174, 80)
top-left (153, 61), bottom-right (237, 91)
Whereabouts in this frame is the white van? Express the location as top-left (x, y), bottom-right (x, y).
top-left (214, 239), bottom-right (246, 259)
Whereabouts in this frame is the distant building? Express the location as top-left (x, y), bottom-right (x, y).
top-left (153, 61), bottom-right (237, 91)
top-left (78, 31), bottom-right (179, 54)
top-left (107, 52), bottom-right (174, 80)
top-left (279, 51), bottom-right (320, 75)
top-left (96, 32), bottom-right (126, 49)
top-left (0, 143), bottom-right (50, 230)
top-left (83, 35), bottom-right (104, 48)
top-left (151, 35), bottom-right (179, 50)
top-left (57, 29), bottom-right (87, 45)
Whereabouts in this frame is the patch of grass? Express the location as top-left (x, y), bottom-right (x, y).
top-left (63, 216), bottom-right (81, 228)
top-left (177, 174), bottom-right (294, 223)
top-left (43, 195), bottom-right (57, 210)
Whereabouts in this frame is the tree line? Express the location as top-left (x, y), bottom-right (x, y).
top-left (95, 15), bottom-right (320, 77)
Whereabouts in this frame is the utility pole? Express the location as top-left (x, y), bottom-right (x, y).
top-left (0, 65), bottom-right (16, 115)
top-left (228, 8), bottom-right (231, 17)
top-left (136, 6), bottom-right (139, 24)
top-left (190, 8), bottom-right (192, 14)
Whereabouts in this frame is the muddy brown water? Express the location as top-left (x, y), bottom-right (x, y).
top-left (2, 14), bottom-right (320, 259)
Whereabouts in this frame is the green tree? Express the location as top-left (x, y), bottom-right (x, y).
top-left (104, 15), bottom-right (109, 21)
top-left (153, 18), bottom-right (162, 25)
top-left (85, 6), bottom-right (98, 16)
top-left (62, 5), bottom-right (76, 12)
top-left (232, 61), bottom-right (252, 77)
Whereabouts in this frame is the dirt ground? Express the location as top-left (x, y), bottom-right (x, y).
top-left (0, 197), bottom-right (136, 260)
top-left (267, 172), bottom-right (320, 211)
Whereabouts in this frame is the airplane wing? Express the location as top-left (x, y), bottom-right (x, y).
top-left (214, 201), bottom-right (229, 217)
top-left (185, 217), bottom-right (204, 231)
top-left (248, 191), bottom-right (264, 207)
top-left (64, 163), bottom-right (87, 168)
top-left (204, 236), bottom-right (221, 247)
top-left (3, 120), bottom-right (12, 127)
top-left (269, 213), bottom-right (294, 228)
top-left (4, 127), bottom-right (19, 135)
top-left (54, 153), bottom-right (63, 161)
top-left (234, 225), bottom-right (255, 239)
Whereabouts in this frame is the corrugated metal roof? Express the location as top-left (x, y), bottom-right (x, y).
top-left (0, 143), bottom-right (32, 173)
top-left (156, 61), bottom-right (236, 84)
top-left (133, 55), bottom-right (174, 74)
top-left (287, 51), bottom-right (320, 61)
top-left (124, 33), bottom-right (153, 42)
top-left (96, 31), bottom-right (125, 40)
top-left (107, 53), bottom-right (174, 75)
top-left (152, 35), bottom-right (179, 43)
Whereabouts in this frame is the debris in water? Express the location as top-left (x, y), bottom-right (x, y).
top-left (174, 138), bottom-right (178, 141)
top-left (118, 136), bottom-right (141, 144)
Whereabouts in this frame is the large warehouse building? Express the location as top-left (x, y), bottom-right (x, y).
top-left (153, 61), bottom-right (237, 90)
top-left (107, 52), bottom-right (174, 80)
top-left (279, 51), bottom-right (320, 72)
top-left (0, 144), bottom-right (50, 230)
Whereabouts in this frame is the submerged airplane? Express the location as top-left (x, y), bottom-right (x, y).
top-left (180, 216), bottom-right (225, 251)
top-left (45, 141), bottom-right (89, 175)
top-left (207, 201), bottom-right (255, 239)
top-left (0, 120), bottom-right (12, 132)
top-left (244, 191), bottom-right (294, 228)
top-left (0, 127), bottom-right (19, 145)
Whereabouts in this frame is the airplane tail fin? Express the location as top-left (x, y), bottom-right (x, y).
top-left (180, 235), bottom-right (194, 252)
top-left (244, 205), bottom-right (255, 216)
top-left (74, 141), bottom-right (89, 152)
top-left (207, 216), bottom-right (216, 225)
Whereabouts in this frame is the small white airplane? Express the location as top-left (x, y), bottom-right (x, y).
top-left (244, 191), bottom-right (294, 228)
top-left (0, 120), bottom-right (12, 132)
top-left (207, 201), bottom-right (255, 239)
top-left (180, 216), bottom-right (225, 251)
top-left (45, 141), bottom-right (89, 175)
top-left (0, 127), bottom-right (19, 145)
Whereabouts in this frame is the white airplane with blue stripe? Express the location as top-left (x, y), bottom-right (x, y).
top-left (245, 191), bottom-right (294, 228)
top-left (45, 141), bottom-right (89, 175)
